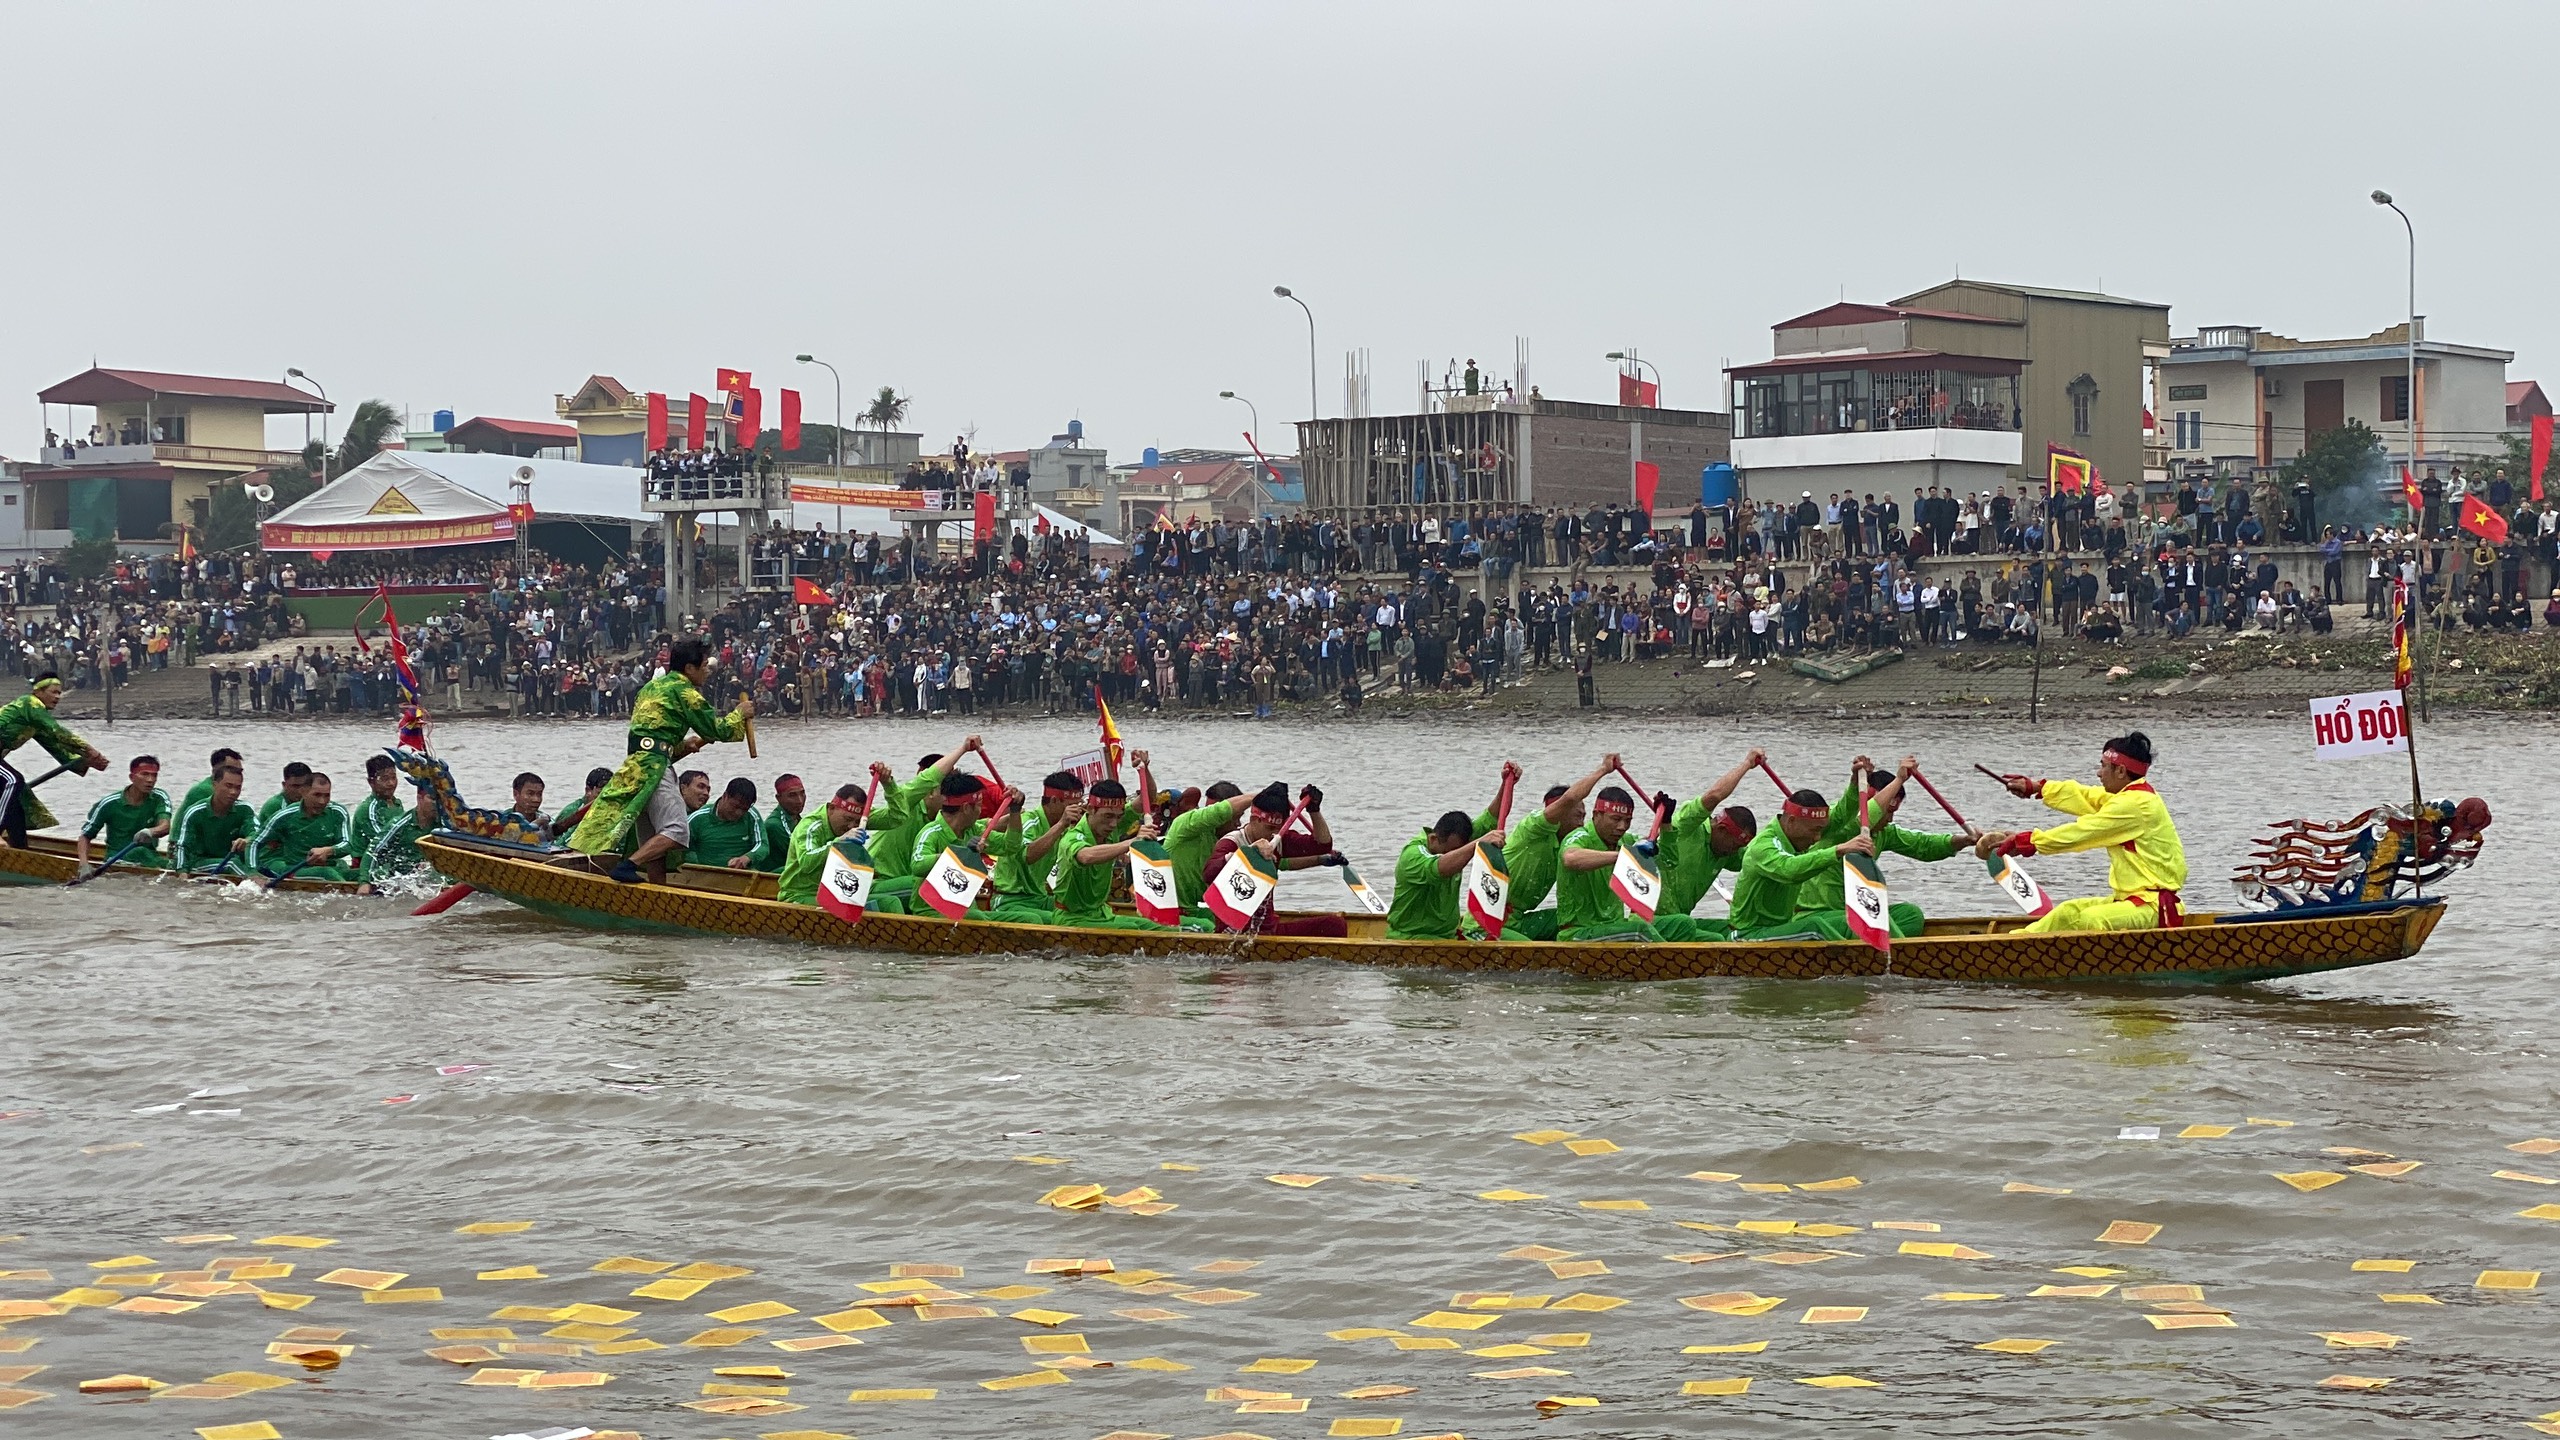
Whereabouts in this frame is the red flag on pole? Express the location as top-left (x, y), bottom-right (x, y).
top-left (2532, 413), bottom-right (2552, 502)
top-left (644, 392), bottom-right (667, 453)
top-left (793, 576), bottom-right (830, 606)
top-left (714, 367), bottom-right (752, 393)
top-left (973, 490), bottom-right (996, 543)
top-left (685, 393), bottom-right (707, 451)
top-left (2399, 464), bottom-right (2422, 514)
top-left (1637, 378), bottom-right (1658, 407)
top-left (1633, 460), bottom-right (1661, 516)
top-left (2457, 493), bottom-right (2509, 546)
top-left (739, 387), bottom-right (763, 450)
top-left (780, 389), bottom-right (802, 453)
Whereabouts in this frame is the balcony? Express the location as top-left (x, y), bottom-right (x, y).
top-left (38, 442), bottom-right (298, 470)
top-left (639, 470), bottom-right (790, 512)
top-left (1731, 425), bottom-right (2022, 472)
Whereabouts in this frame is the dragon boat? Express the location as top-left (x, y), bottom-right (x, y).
top-left (400, 747), bottom-right (2482, 986)
top-left (0, 833), bottom-right (372, 894)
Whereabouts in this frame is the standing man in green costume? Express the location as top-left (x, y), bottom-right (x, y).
top-left (1497, 753), bottom-right (1618, 941)
top-left (1655, 748), bottom-right (1768, 923)
top-left (1789, 757), bottom-right (1970, 939)
top-left (1386, 768), bottom-right (1513, 940)
top-left (250, 771), bottom-right (356, 882)
top-left (1, 673), bottom-right (106, 848)
top-left (171, 766), bottom-right (255, 874)
top-left (568, 636), bottom-right (753, 884)
top-left (777, 783), bottom-right (877, 907)
top-left (79, 754), bottom-right (172, 868)
top-left (1555, 786), bottom-right (1708, 942)
top-left (980, 769), bottom-right (1084, 921)
top-left (1726, 785), bottom-right (1877, 940)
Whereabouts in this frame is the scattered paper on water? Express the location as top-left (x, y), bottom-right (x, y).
top-left (2350, 1259), bottom-right (2415, 1273)
top-left (1266, 1174), bottom-right (1327, 1188)
top-left (1977, 1337), bottom-right (2056, 1353)
top-left (2476, 1269), bottom-right (2541, 1290)
top-left (1513, 1130), bottom-right (1576, 1145)
top-left (2274, 1171), bottom-right (2347, 1192)
top-left (1682, 1377), bottom-right (1751, 1395)
top-left (2318, 1374), bottom-right (2393, 1390)
top-left (1561, 1139), bottom-right (1619, 1156)
top-left (2002, 1183), bottom-right (2072, 1195)
top-left (2316, 1331), bottom-right (2405, 1348)
top-left (1795, 1374), bottom-right (1879, 1388)
top-left (2095, 1221), bottom-right (2160, 1246)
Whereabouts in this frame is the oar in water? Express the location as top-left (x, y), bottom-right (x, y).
top-left (261, 857), bottom-right (321, 892)
top-left (1927, 765), bottom-right (2053, 917)
top-left (412, 883), bottom-right (474, 916)
top-left (66, 833), bottom-right (154, 887)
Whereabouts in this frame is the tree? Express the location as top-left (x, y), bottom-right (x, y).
top-left (754, 420), bottom-right (845, 465)
top-left (2278, 419), bottom-right (2382, 496)
top-left (204, 442), bottom-right (323, 551)
top-left (332, 399), bottom-right (404, 475)
top-left (860, 386), bottom-right (910, 439)
top-left (55, 536), bottom-right (117, 580)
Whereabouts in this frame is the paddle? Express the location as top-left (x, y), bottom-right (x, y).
top-left (1944, 764), bottom-right (2056, 918)
top-left (21, 762), bottom-right (73, 789)
top-left (1757, 758), bottom-right (1792, 796)
top-left (261, 857), bottom-right (321, 891)
top-left (1287, 789), bottom-right (1386, 914)
top-left (412, 882), bottom-right (475, 916)
top-left (1611, 764), bottom-right (1668, 844)
top-left (742, 712), bottom-right (759, 760)
top-left (67, 832), bottom-right (154, 886)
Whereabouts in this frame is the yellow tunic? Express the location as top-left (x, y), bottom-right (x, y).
top-left (2019, 779), bottom-right (2187, 934)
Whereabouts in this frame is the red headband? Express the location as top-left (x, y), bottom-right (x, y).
top-left (1042, 785), bottom-right (1080, 800)
top-left (1711, 811), bottom-right (1750, 842)
top-left (1592, 796), bottom-right (1635, 816)
top-left (2102, 749), bottom-right (2149, 776)
top-left (1781, 798), bottom-right (1827, 820)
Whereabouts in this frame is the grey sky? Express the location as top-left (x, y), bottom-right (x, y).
top-left (3, 1), bottom-right (2547, 463)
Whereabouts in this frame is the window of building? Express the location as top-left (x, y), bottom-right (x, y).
top-left (2173, 411), bottom-right (2203, 450)
top-left (152, 415), bottom-right (187, 443)
top-left (2067, 374), bottom-right (2098, 437)
top-left (2380, 375), bottom-right (2409, 422)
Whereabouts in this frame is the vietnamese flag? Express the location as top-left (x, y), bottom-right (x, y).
top-left (793, 576), bottom-right (831, 607)
top-left (714, 367), bottom-right (751, 393)
top-left (1633, 460), bottom-right (1660, 516)
top-left (685, 393), bottom-right (708, 450)
top-left (2458, 493), bottom-right (2509, 545)
top-left (973, 489), bottom-right (996, 543)
top-left (780, 388), bottom-right (802, 453)
top-left (739, 387), bottom-right (762, 449)
top-left (645, 391), bottom-right (668, 452)
top-left (2400, 464), bottom-right (2422, 514)
top-left (2532, 413), bottom-right (2552, 501)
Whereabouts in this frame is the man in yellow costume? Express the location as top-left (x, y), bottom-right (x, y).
top-left (1975, 731), bottom-right (2186, 932)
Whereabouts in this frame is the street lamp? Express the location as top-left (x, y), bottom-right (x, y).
top-left (1606, 351), bottom-right (1660, 402)
top-left (1220, 390), bottom-right (1267, 516)
top-left (2371, 191), bottom-right (2417, 501)
top-left (796, 353), bottom-right (844, 533)
top-left (1273, 285), bottom-right (1318, 422)
top-left (284, 367), bottom-right (328, 483)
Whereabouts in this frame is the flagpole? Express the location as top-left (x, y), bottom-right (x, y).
top-left (2402, 579), bottom-right (2426, 897)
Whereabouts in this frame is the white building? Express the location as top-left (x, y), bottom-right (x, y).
top-left (2154, 321), bottom-right (2512, 474)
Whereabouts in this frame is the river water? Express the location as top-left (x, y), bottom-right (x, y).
top-left (1, 712), bottom-right (2551, 1439)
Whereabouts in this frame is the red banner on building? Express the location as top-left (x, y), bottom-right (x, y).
top-left (1633, 460), bottom-right (1661, 515)
top-left (780, 389), bottom-right (802, 453)
top-left (645, 391), bottom-right (668, 453)
top-left (973, 490), bottom-right (996, 542)
top-left (685, 393), bottom-right (708, 451)
top-left (739, 387), bottom-right (762, 449)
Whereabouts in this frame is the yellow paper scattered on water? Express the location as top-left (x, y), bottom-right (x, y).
top-left (2520, 1204), bottom-right (2560, 1222)
top-left (477, 1267), bottom-right (544, 1281)
top-left (558, 1304), bottom-right (639, 1324)
top-left (814, 1308), bottom-right (889, 1333)
top-left (1578, 1199), bottom-right (1647, 1211)
top-left (2029, 1284), bottom-right (2114, 1298)
top-left (2145, 1312), bottom-right (2236, 1329)
top-left (257, 1292), bottom-right (314, 1311)
top-left (1562, 1139), bottom-right (1619, 1156)
top-left (1527, 1332), bottom-right (1590, 1347)
top-left (1328, 1418), bottom-right (1403, 1437)
top-left (2274, 1171), bottom-right (2347, 1192)
top-left (591, 1256), bottom-right (676, 1276)
top-left (1549, 1293), bottom-right (1627, 1313)
top-left (1900, 1242), bottom-right (1994, 1260)
top-left (1390, 1336), bottom-right (1459, 1351)
top-left (1502, 1245), bottom-right (1576, 1262)
top-left (1736, 1183), bottom-right (1791, 1194)
top-left (2317, 1330), bottom-right (2405, 1348)
top-left (1795, 1176), bottom-right (1863, 1192)
top-left (49, 1287), bottom-right (118, 1308)
top-left (1681, 1292), bottom-right (1782, 1316)
top-left (2003, 1183), bottom-right (2072, 1195)
top-left (2055, 1266), bottom-right (2125, 1279)
top-left (1240, 1356), bottom-right (1314, 1373)
top-left (1872, 1220), bottom-right (1940, 1233)
top-left (194, 1424), bottom-right (281, 1440)
top-left (2096, 1221), bottom-right (2160, 1246)
top-left (2351, 1258), bottom-right (2415, 1273)
top-left (1174, 1288), bottom-right (1256, 1305)
top-left (1159, 1161), bottom-right (1201, 1172)
top-left (2376, 1292), bottom-right (2441, 1304)
top-left (708, 1301), bottom-right (797, 1324)
top-left (1514, 1130), bottom-right (1577, 1145)
top-left (2319, 1374), bottom-right (2392, 1390)
top-left (1125, 1357), bottom-right (1191, 1371)
top-left (364, 1287), bottom-right (441, 1304)
top-left (1536, 1395), bottom-right (1601, 1407)
top-left (1734, 1220), bottom-right (1796, 1235)
top-left (2246, 1117), bottom-right (2295, 1127)
top-left (680, 1327), bottom-right (764, 1347)
top-left (2122, 1285), bottom-right (2202, 1303)
top-left (2508, 1138), bottom-right (2560, 1155)
top-left (1977, 1338), bottom-right (2056, 1354)
top-left (1687, 1170), bottom-right (1741, 1183)
top-left (767, 1336), bottom-right (855, 1355)
top-left (846, 1387), bottom-right (938, 1400)
top-left (1237, 1397), bottom-right (1310, 1413)
top-left (1683, 1340), bottom-right (1769, 1354)
top-left (1478, 1190), bottom-right (1545, 1203)
top-left (251, 1236), bottom-right (336, 1249)
top-left (1682, 1377), bottom-right (1751, 1396)
top-left (1024, 1333), bottom-right (1091, 1356)
top-left (2477, 1270), bottom-right (2541, 1290)
top-left (1467, 1344), bottom-right (1553, 1358)
top-left (1266, 1173), bottom-right (1327, 1188)
top-left (548, 1323), bottom-right (632, 1342)
top-left (164, 1234), bottom-right (235, 1245)
top-left (631, 1277), bottom-right (711, 1301)
top-left (456, 1221), bottom-right (534, 1235)
top-left (1474, 1365), bottom-right (1568, 1379)
top-left (1794, 1223), bottom-right (1861, 1238)
top-left (1796, 1374), bottom-right (1879, 1388)
top-left (2178, 1124), bottom-right (2234, 1139)
top-left (1014, 1155), bottom-right (1070, 1165)
top-left (1411, 1310), bottom-right (1497, 1331)
top-left (1009, 1307), bottom-right (1077, 1327)
top-left (1801, 1306), bottom-right (1866, 1324)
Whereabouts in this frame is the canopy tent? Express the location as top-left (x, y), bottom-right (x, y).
top-left (401, 450), bottom-right (649, 523)
top-left (259, 452), bottom-right (515, 551)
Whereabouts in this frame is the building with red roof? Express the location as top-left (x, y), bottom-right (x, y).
top-left (26, 365), bottom-right (330, 547)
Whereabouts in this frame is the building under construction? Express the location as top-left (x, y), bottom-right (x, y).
top-left (1293, 394), bottom-right (1729, 518)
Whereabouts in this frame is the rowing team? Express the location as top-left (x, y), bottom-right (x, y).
top-left (553, 641), bottom-right (2189, 941)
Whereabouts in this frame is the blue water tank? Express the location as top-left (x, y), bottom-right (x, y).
top-left (1067, 419), bottom-right (1085, 443)
top-left (1701, 462), bottom-right (1739, 506)
top-left (432, 409), bottom-right (455, 433)
top-left (1142, 446), bottom-right (1160, 467)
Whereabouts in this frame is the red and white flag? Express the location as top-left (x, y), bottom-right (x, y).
top-left (817, 838), bottom-right (875, 923)
top-left (1462, 840), bottom-right (1510, 939)
top-left (1127, 840), bottom-right (1181, 925)
top-left (1985, 851), bottom-right (2054, 918)
top-left (1843, 851), bottom-right (1893, 952)
top-left (920, 844), bottom-right (989, 919)
top-left (1205, 844), bottom-right (1279, 930)
top-left (1610, 845), bottom-right (1661, 923)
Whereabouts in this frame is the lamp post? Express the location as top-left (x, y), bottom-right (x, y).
top-left (2371, 191), bottom-right (2418, 512)
top-left (1273, 286), bottom-right (1318, 423)
top-left (796, 353), bottom-right (843, 533)
top-left (1220, 390), bottom-right (1267, 516)
top-left (1606, 350), bottom-right (1660, 402)
top-left (284, 368), bottom-right (328, 483)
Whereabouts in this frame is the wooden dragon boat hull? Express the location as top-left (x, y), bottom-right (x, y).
top-left (421, 835), bottom-right (2446, 986)
top-left (0, 834), bottom-right (373, 895)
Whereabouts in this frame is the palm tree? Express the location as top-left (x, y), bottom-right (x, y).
top-left (332, 399), bottom-right (405, 475)
top-left (859, 386), bottom-right (909, 461)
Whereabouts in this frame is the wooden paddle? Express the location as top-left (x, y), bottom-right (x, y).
top-left (1611, 764), bottom-right (1668, 843)
top-left (742, 712), bottom-right (760, 760)
top-left (67, 832), bottom-right (154, 887)
top-left (1933, 764), bottom-right (2054, 916)
top-left (1287, 789), bottom-right (1385, 914)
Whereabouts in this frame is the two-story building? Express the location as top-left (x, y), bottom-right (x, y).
top-left (27, 367), bottom-right (329, 547)
top-left (2154, 321), bottom-right (2512, 474)
top-left (1726, 280), bottom-right (2169, 504)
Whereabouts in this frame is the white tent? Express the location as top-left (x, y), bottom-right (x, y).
top-left (386, 450), bottom-right (649, 522)
top-left (260, 452), bottom-right (514, 552)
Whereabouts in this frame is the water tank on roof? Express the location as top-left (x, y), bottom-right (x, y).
top-left (1701, 462), bottom-right (1738, 507)
top-left (1142, 446), bottom-right (1160, 467)
top-left (1067, 419), bottom-right (1084, 444)
top-left (432, 409), bottom-right (455, 434)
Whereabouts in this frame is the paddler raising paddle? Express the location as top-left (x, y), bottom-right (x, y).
top-left (1789, 756), bottom-right (1971, 939)
top-left (0, 673), bottom-right (107, 849)
top-left (1556, 785), bottom-right (1708, 942)
top-left (1205, 782), bottom-right (1350, 938)
top-left (1386, 765), bottom-right (1515, 941)
top-left (567, 636), bottom-right (753, 884)
top-left (1974, 732), bottom-right (2187, 933)
top-left (1726, 784), bottom-right (1878, 941)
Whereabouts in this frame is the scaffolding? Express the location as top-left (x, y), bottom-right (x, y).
top-left (1295, 407), bottom-right (1522, 518)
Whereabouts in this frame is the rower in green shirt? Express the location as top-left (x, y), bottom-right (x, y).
top-left (1162, 773), bottom-right (1247, 912)
top-left (1556, 785), bottom-right (1707, 942)
top-left (981, 769), bottom-right (1084, 921)
top-left (685, 777), bottom-right (768, 869)
top-left (171, 768), bottom-right (256, 874)
top-left (348, 754), bottom-right (428, 889)
top-left (1727, 785), bottom-right (1879, 941)
top-left (256, 762), bottom-right (311, 830)
top-left (1386, 778), bottom-right (1510, 940)
top-left (909, 772), bottom-right (994, 885)
top-left (1655, 749), bottom-right (1766, 921)
top-left (178, 746), bottom-right (244, 818)
top-left (1498, 754), bottom-right (1617, 942)
top-left (249, 770), bottom-right (357, 882)
top-left (758, 773), bottom-right (805, 874)
top-left (778, 783), bottom-right (890, 908)
top-left (1788, 757), bottom-right (1967, 939)
top-left (1046, 778), bottom-right (1197, 931)
top-left (79, 754), bottom-right (172, 869)
top-left (552, 767), bottom-right (612, 841)
top-left (867, 736), bottom-right (985, 884)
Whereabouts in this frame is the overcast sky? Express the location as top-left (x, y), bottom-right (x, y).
top-left (3, 2), bottom-right (2548, 462)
